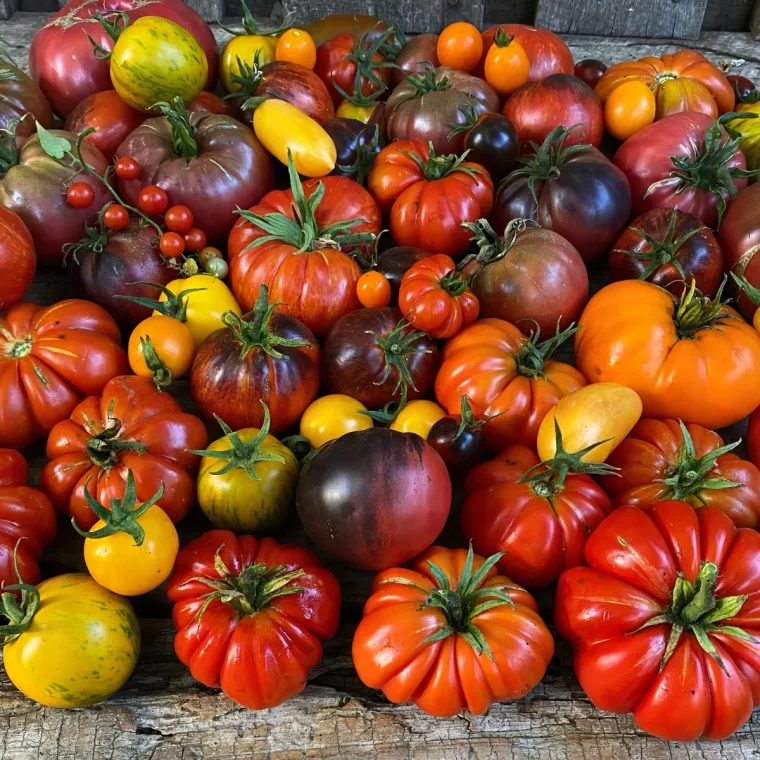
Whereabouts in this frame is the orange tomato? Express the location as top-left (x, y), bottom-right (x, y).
top-left (356, 271), bottom-right (392, 308)
top-left (128, 315), bottom-right (195, 387)
top-left (275, 28), bottom-right (317, 70)
top-left (437, 22), bottom-right (483, 73)
top-left (604, 80), bottom-right (656, 140)
top-left (483, 28), bottom-right (530, 96)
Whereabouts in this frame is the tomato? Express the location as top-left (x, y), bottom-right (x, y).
top-left (484, 28), bottom-right (530, 96)
top-left (335, 100), bottom-right (376, 123)
top-left (609, 208), bottom-right (722, 297)
top-left (128, 315), bottom-right (195, 387)
top-left (297, 427), bottom-right (451, 570)
top-left (190, 286), bottom-right (320, 435)
top-left (204, 257), bottom-right (229, 279)
top-left (138, 185), bottom-right (169, 215)
top-left (352, 545), bottom-right (553, 716)
top-left (322, 307), bottom-right (440, 410)
top-left (228, 160), bottom-right (379, 335)
top-left (102, 203), bottom-right (129, 230)
top-left (109, 16), bottom-right (207, 112)
top-left (276, 29), bottom-right (317, 69)
top-left (2, 574), bottom-right (139, 707)
top-left (463, 443), bottom-right (538, 495)
top-left (504, 73), bottom-right (604, 150)
top-left (575, 279), bottom-right (760, 429)
top-left (41, 374), bottom-right (207, 529)
top-left (193, 406), bottom-right (299, 533)
top-left (0, 450), bottom-right (28, 486)
top-left (0, 57), bottom-right (53, 139)
top-left (749, 406), bottom-right (760, 470)
top-left (426, 396), bottom-right (486, 473)
top-left (164, 205), bottom-right (194, 234)
top-left (0, 206), bottom-right (35, 312)
top-left (220, 6), bottom-right (278, 94)
top-left (604, 80), bottom-right (656, 140)
top-left (65, 181), bottom-right (95, 209)
top-left (461, 112), bottom-right (521, 182)
top-left (729, 74), bottom-right (756, 101)
top-left (114, 156), bottom-right (140, 180)
top-left (435, 319), bottom-right (585, 451)
top-left (391, 33), bottom-right (439, 87)
top-left (613, 112), bottom-right (750, 229)
top-left (356, 270), bottom-right (391, 308)
top-left (398, 254), bottom-right (479, 338)
top-left (184, 228), bottom-right (208, 252)
top-left (0, 300), bottom-right (128, 450)
top-left (64, 89), bottom-right (145, 160)
top-left (167, 530), bottom-right (340, 709)
top-left (574, 58), bottom-right (607, 89)
top-left (595, 51), bottom-right (735, 121)
top-left (437, 22), bottom-right (483, 73)
top-left (555, 500), bottom-right (760, 741)
top-left (159, 231), bottom-right (185, 258)
top-left (374, 246), bottom-right (430, 300)
top-left (323, 116), bottom-right (387, 185)
top-left (390, 400), bottom-right (446, 439)
top-left (728, 101), bottom-right (760, 181)
top-left (300, 394), bottom-right (372, 449)
top-left (75, 472), bottom-right (178, 596)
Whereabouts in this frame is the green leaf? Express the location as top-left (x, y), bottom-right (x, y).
top-left (36, 123), bottom-right (71, 160)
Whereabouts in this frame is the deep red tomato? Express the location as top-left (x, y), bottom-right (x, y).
top-left (352, 545), bottom-right (553, 716)
top-left (597, 418), bottom-right (760, 528)
top-left (728, 74), bottom-right (756, 101)
top-left (114, 156), bottom-right (140, 181)
top-left (159, 232), bottom-right (185, 259)
top-left (0, 206), bottom-right (35, 312)
top-left (167, 530), bottom-right (340, 709)
top-left (721, 183), bottom-right (760, 319)
top-left (556, 500), bottom-right (760, 741)
top-left (184, 228), bottom-right (207, 252)
top-left (0, 58), bottom-right (53, 139)
top-left (138, 185), bottom-right (169, 216)
top-left (102, 204), bottom-right (129, 231)
top-left (463, 443), bottom-right (539, 495)
top-left (574, 58), bottom-right (607, 88)
top-left (66, 182), bottom-right (95, 209)
top-left (375, 246), bottom-right (431, 300)
top-left (426, 396), bottom-right (486, 473)
top-left (187, 90), bottom-right (233, 116)
top-left (41, 374), bottom-right (207, 530)
top-left (164, 205), bottom-right (194, 234)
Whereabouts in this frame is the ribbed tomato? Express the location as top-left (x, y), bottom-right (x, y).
top-left (0, 207), bottom-right (35, 311)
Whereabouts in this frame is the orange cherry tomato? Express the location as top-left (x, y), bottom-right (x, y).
top-left (437, 22), bottom-right (483, 73)
top-left (604, 80), bottom-right (656, 141)
top-left (483, 28), bottom-right (530, 96)
top-left (128, 315), bottom-right (195, 386)
top-left (356, 270), bottom-right (392, 308)
top-left (276, 29), bottom-right (317, 70)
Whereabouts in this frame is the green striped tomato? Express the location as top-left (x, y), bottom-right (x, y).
top-left (110, 16), bottom-right (208, 112)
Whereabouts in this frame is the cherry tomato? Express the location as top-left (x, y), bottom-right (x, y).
top-left (356, 271), bottom-right (392, 308)
top-left (66, 181), bottom-right (95, 209)
top-left (184, 227), bottom-right (207, 252)
top-left (114, 156), bottom-right (141, 181)
top-left (604, 80), bottom-right (656, 141)
top-left (128, 314), bottom-right (196, 386)
top-left (484, 28), bottom-right (530, 97)
top-left (205, 257), bottom-right (229, 279)
top-left (276, 28), bottom-right (317, 70)
top-left (574, 59), bottom-right (607, 89)
top-left (138, 185), bottom-right (169, 215)
top-left (300, 394), bottom-right (373, 449)
top-left (101, 204), bottom-right (128, 230)
top-left (437, 22), bottom-right (483, 73)
top-left (198, 246), bottom-right (222, 267)
top-left (389, 400), bottom-right (446, 439)
top-left (164, 205), bottom-right (194, 234)
top-left (728, 74), bottom-right (755, 101)
top-left (159, 231), bottom-right (185, 259)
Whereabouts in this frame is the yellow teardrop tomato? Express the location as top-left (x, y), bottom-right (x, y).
top-left (253, 99), bottom-right (336, 177)
top-left (390, 400), bottom-right (447, 439)
top-left (110, 17), bottom-right (208, 112)
top-left (3, 574), bottom-right (140, 707)
top-left (128, 314), bottom-right (195, 385)
top-left (154, 274), bottom-right (242, 348)
top-left (537, 383), bottom-right (643, 463)
top-left (221, 34), bottom-right (278, 93)
top-left (300, 394), bottom-right (373, 449)
top-left (336, 100), bottom-right (376, 123)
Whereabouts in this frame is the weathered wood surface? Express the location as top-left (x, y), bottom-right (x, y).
top-left (751, 0), bottom-right (760, 39)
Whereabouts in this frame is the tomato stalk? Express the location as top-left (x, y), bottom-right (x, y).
top-left (0, 544), bottom-right (40, 646)
top-left (85, 11), bottom-right (129, 62)
top-left (460, 217), bottom-right (539, 269)
top-left (513, 321), bottom-right (579, 379)
top-left (336, 124), bottom-right (383, 186)
top-left (85, 402), bottom-right (149, 468)
top-left (406, 67), bottom-right (451, 96)
top-left (360, 383), bottom-right (408, 425)
top-left (401, 142), bottom-right (481, 182)
top-left (72, 470), bottom-right (164, 546)
top-left (368, 318), bottom-right (433, 396)
top-left (151, 98), bottom-right (199, 160)
top-left (335, 57), bottom-right (388, 109)
top-left (731, 272), bottom-right (760, 307)
top-left (3, 335), bottom-right (33, 359)
top-left (332, 25), bottom-right (398, 104)
top-left (217, 0), bottom-right (286, 39)
top-left (115, 281), bottom-right (207, 321)
top-left (450, 394), bottom-right (488, 440)
top-left (673, 277), bottom-right (731, 338)
top-left (138, 334), bottom-right (173, 390)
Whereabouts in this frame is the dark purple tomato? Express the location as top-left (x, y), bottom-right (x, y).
top-left (322, 117), bottom-right (386, 186)
top-left (375, 246), bottom-right (431, 300)
top-left (727, 74), bottom-right (756, 102)
top-left (574, 59), bottom-right (607, 89)
top-left (462, 113), bottom-right (521, 182)
top-left (427, 416), bottom-right (485, 474)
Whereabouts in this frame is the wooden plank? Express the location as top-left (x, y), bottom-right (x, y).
top-left (484, 0), bottom-right (536, 26)
top-left (442, 0), bottom-right (484, 29)
top-left (702, 0), bottom-right (755, 31)
top-left (186, 0), bottom-right (225, 22)
top-left (752, 0), bottom-right (760, 38)
top-left (535, 0), bottom-right (709, 39)
top-left (0, 0), bottom-right (16, 21)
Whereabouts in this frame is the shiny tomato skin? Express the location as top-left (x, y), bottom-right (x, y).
top-left (356, 271), bottom-right (391, 308)
top-left (164, 205), bottom-right (194, 234)
top-left (276, 29), bottom-right (317, 70)
top-left (437, 22), bottom-right (483, 73)
top-left (574, 59), bottom-right (607, 89)
top-left (66, 182), bottom-right (95, 209)
top-left (0, 206), bottom-right (35, 311)
top-left (184, 228), bottom-right (207, 252)
top-left (375, 246), bottom-right (431, 300)
top-left (138, 185), bottom-right (169, 215)
top-left (484, 34), bottom-right (530, 96)
top-left (463, 113), bottom-right (521, 181)
top-left (114, 156), bottom-right (140, 180)
top-left (128, 315), bottom-right (195, 382)
top-left (391, 34), bottom-right (440, 87)
top-left (604, 80), bottom-right (656, 141)
top-left (102, 204), bottom-right (129, 231)
top-left (159, 232), bottom-right (185, 259)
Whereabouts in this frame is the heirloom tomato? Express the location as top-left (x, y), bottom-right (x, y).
top-left (127, 315), bottom-right (195, 388)
top-left (729, 74), bottom-right (756, 101)
top-left (463, 443), bottom-right (538, 495)
top-left (228, 158), bottom-right (379, 335)
top-left (352, 545), bottom-right (553, 716)
top-left (374, 246), bottom-right (430, 300)
top-left (555, 500), bottom-right (760, 741)
top-left (0, 206), bottom-right (35, 311)
top-left (459, 112), bottom-right (521, 182)
top-left (435, 319), bottom-right (585, 451)
top-left (391, 33), bottom-right (439, 87)
top-left (483, 27), bottom-right (529, 96)
top-left (297, 427), bottom-right (451, 570)
top-left (390, 400), bottom-right (446, 439)
top-left (0, 57), bottom-right (53, 138)
top-left (300, 394), bottom-right (373, 449)
top-left (426, 395), bottom-right (486, 473)
top-left (598, 418), bottom-right (760, 528)
top-left (729, 101), bottom-right (760, 177)
top-left (167, 530), bottom-right (340, 709)
top-left (276, 29), bottom-right (317, 69)
top-left (0, 300), bottom-right (127, 450)
top-left (437, 22), bottom-right (483, 73)
top-left (574, 58), bottom-right (607, 89)
top-left (192, 405), bottom-right (299, 534)
top-left (356, 271), bottom-right (391, 308)
top-left (576, 279), bottom-right (760, 428)
top-left (603, 80), bottom-right (656, 141)
top-left (187, 90), bottom-right (233, 116)
top-left (41, 374), bottom-right (207, 530)
top-left (323, 117), bottom-right (386, 186)
top-left (190, 286), bottom-right (320, 435)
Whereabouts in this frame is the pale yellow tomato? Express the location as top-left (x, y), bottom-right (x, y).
top-left (390, 400), bottom-right (447, 439)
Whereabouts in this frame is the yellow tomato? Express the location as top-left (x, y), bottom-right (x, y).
top-left (300, 394), bottom-right (373, 448)
top-left (155, 274), bottom-right (242, 348)
top-left (253, 99), bottom-right (336, 177)
top-left (3, 574), bottom-right (140, 707)
top-left (336, 100), bottom-right (376, 123)
top-left (537, 383), bottom-right (643, 463)
top-left (221, 34), bottom-right (277, 93)
top-left (390, 400), bottom-right (447, 439)
top-left (604, 80), bottom-right (656, 141)
top-left (128, 314), bottom-right (195, 386)
top-left (730, 102), bottom-right (760, 178)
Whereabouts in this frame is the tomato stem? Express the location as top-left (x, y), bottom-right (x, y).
top-left (216, 0), bottom-right (286, 37)
top-left (731, 272), bottom-right (760, 308)
top-left (139, 334), bottom-right (172, 390)
top-left (151, 98), bottom-right (199, 160)
top-left (401, 142), bottom-right (481, 182)
top-left (368, 318), bottom-right (433, 398)
top-left (673, 277), bottom-right (731, 338)
top-left (4, 336), bottom-right (32, 359)
top-left (514, 321), bottom-right (579, 378)
top-left (460, 217), bottom-right (538, 269)
top-left (0, 540), bottom-right (40, 646)
top-left (115, 281), bottom-right (206, 321)
top-left (406, 66), bottom-right (451, 96)
top-left (85, 403), bottom-right (150, 468)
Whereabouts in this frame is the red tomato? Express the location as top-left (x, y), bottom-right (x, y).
top-left (0, 206), bottom-right (35, 311)
top-left (66, 181), bottom-right (95, 209)
top-left (41, 374), bottom-right (207, 529)
top-left (159, 231), bottom-right (185, 258)
top-left (167, 530), bottom-right (341, 709)
top-left (184, 227), bottom-right (207, 252)
top-left (164, 205), bottom-right (194, 234)
top-left (556, 500), bottom-right (760, 741)
top-left (574, 58), bottom-right (607, 89)
top-left (138, 185), bottom-right (169, 216)
top-left (356, 270), bottom-right (391, 308)
top-left (102, 204), bottom-right (129, 231)
top-left (114, 156), bottom-right (140, 181)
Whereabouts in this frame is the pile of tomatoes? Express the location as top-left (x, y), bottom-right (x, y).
top-left (2, 0), bottom-right (760, 742)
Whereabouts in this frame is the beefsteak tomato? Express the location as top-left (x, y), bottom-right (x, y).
top-left (0, 207), bottom-right (35, 312)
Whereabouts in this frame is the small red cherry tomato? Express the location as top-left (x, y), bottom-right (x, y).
top-left (184, 227), bottom-right (207, 252)
top-left (66, 181), bottom-right (95, 209)
top-left (138, 185), bottom-right (169, 215)
top-left (159, 231), bottom-right (185, 258)
top-left (164, 205), bottom-right (194, 234)
top-left (356, 271), bottom-right (392, 308)
top-left (114, 156), bottom-right (140, 181)
top-left (102, 204), bottom-right (129, 230)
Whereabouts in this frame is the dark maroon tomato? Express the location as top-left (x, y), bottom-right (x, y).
top-left (375, 246), bottom-right (431, 300)
top-left (490, 126), bottom-right (631, 263)
top-left (574, 59), bottom-right (607, 89)
top-left (321, 307), bottom-right (440, 409)
top-left (721, 183), bottom-right (760, 319)
top-left (427, 416), bottom-right (485, 474)
top-left (462, 113), bottom-right (520, 182)
top-left (322, 117), bottom-right (386, 186)
top-left (296, 427), bottom-right (451, 570)
top-left (0, 59), bottom-right (53, 139)
top-left (609, 208), bottom-right (723, 297)
top-left (391, 33), bottom-right (440, 88)
top-left (727, 74), bottom-right (756, 102)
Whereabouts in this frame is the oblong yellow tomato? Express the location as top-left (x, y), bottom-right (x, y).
top-left (3, 574), bottom-right (140, 707)
top-left (390, 400), bottom-right (447, 439)
top-left (110, 17), bottom-right (208, 111)
top-left (221, 34), bottom-right (277, 93)
top-left (253, 99), bottom-right (336, 177)
top-left (537, 383), bottom-right (643, 463)
top-left (300, 394), bottom-right (372, 449)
